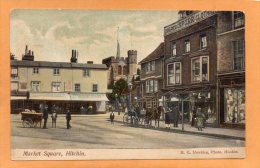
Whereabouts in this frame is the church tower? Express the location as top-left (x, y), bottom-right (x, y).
top-left (116, 27), bottom-right (120, 60)
top-left (127, 50), bottom-right (137, 79)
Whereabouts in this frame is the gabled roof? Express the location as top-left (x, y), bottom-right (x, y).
top-left (139, 42), bottom-right (164, 64)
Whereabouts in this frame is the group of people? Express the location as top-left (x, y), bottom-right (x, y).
top-left (164, 105), bottom-right (206, 131)
top-left (39, 104), bottom-right (72, 129)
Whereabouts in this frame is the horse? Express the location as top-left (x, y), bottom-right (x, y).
top-left (145, 106), bottom-right (164, 128)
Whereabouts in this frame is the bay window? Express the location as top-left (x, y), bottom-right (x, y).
top-left (192, 56), bottom-right (209, 82)
top-left (167, 62), bottom-right (181, 85)
top-left (145, 79), bottom-right (158, 93)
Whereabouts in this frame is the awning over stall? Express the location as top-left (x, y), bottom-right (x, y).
top-left (30, 93), bottom-right (70, 100)
top-left (70, 93), bottom-right (108, 101)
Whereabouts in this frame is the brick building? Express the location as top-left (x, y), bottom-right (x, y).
top-left (216, 12), bottom-right (245, 128)
top-left (162, 11), bottom-right (218, 126)
top-left (139, 42), bottom-right (164, 111)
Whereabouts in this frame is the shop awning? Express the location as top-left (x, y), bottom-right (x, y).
top-left (69, 93), bottom-right (108, 101)
top-left (30, 93), bottom-right (70, 100)
top-left (11, 96), bottom-right (26, 100)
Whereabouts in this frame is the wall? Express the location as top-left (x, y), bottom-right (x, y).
top-left (17, 67), bottom-right (108, 93)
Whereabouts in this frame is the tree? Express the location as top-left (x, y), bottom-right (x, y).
top-left (107, 78), bottom-right (128, 102)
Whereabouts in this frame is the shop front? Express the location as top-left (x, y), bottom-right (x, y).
top-left (162, 88), bottom-right (217, 127)
top-left (11, 92), bottom-right (108, 114)
top-left (220, 87), bottom-right (245, 128)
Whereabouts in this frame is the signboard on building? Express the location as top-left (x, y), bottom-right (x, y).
top-left (164, 11), bottom-right (217, 36)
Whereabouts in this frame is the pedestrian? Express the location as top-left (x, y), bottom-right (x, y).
top-left (110, 111), bottom-right (115, 124)
top-left (191, 106), bottom-right (196, 127)
top-left (51, 111), bottom-right (57, 128)
top-left (196, 107), bottom-right (205, 131)
top-left (66, 108), bottom-right (72, 129)
top-left (42, 104), bottom-right (48, 129)
top-left (165, 108), bottom-right (171, 129)
top-left (173, 105), bottom-right (179, 127)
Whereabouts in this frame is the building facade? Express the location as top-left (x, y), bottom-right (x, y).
top-left (11, 47), bottom-right (109, 114)
top-left (216, 12), bottom-right (245, 128)
top-left (163, 11), bottom-right (218, 126)
top-left (139, 43), bottom-right (164, 112)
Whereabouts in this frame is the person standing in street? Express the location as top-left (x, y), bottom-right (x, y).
top-left (110, 111), bottom-right (115, 124)
top-left (66, 108), bottom-right (72, 129)
top-left (165, 108), bottom-right (171, 129)
top-left (196, 107), bottom-right (205, 131)
top-left (51, 110), bottom-right (57, 128)
top-left (173, 105), bottom-right (179, 127)
top-left (42, 104), bottom-right (48, 129)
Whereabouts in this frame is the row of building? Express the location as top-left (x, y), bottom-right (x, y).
top-left (10, 38), bottom-right (138, 114)
top-left (10, 11), bottom-right (245, 128)
top-left (134, 11), bottom-right (245, 128)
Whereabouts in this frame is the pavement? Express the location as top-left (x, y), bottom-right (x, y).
top-left (35, 112), bottom-right (245, 140)
top-left (104, 112), bottom-right (245, 141)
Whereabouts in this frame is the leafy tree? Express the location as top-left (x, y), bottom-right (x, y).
top-left (107, 78), bottom-right (128, 102)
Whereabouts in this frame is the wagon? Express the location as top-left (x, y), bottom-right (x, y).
top-left (21, 111), bottom-right (43, 128)
top-left (123, 109), bottom-right (148, 126)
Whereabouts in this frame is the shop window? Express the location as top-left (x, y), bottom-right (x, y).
top-left (224, 88), bottom-right (245, 124)
top-left (167, 62), bottom-right (182, 85)
top-left (31, 81), bottom-right (40, 92)
top-left (83, 69), bottom-right (90, 77)
top-left (184, 40), bottom-right (190, 53)
top-left (92, 84), bottom-right (98, 92)
top-left (233, 40), bottom-right (245, 70)
top-left (33, 67), bottom-right (39, 74)
top-left (192, 57), bottom-right (209, 82)
top-left (75, 83), bottom-right (80, 92)
top-left (172, 42), bottom-right (176, 56)
top-left (234, 11), bottom-right (245, 28)
top-left (52, 82), bottom-right (61, 92)
top-left (53, 68), bottom-right (60, 75)
top-left (200, 35), bottom-right (207, 49)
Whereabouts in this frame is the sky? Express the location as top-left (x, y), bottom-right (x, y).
top-left (11, 10), bottom-right (178, 64)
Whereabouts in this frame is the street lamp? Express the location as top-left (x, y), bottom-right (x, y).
top-left (128, 82), bottom-right (132, 111)
top-left (115, 93), bottom-right (118, 114)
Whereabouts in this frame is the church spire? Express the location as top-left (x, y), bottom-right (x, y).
top-left (116, 27), bottom-right (120, 59)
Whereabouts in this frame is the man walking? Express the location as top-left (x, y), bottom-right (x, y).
top-left (66, 108), bottom-right (71, 129)
top-left (110, 111), bottom-right (115, 124)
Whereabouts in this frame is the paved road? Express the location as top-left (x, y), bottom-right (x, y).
top-left (11, 114), bottom-right (245, 149)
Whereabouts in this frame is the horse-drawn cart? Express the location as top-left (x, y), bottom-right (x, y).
top-left (123, 109), bottom-right (148, 126)
top-left (21, 111), bottom-right (43, 128)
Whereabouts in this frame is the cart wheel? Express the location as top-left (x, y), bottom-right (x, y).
top-left (22, 118), bottom-right (33, 128)
top-left (123, 114), bottom-right (130, 126)
top-left (132, 116), bottom-right (139, 127)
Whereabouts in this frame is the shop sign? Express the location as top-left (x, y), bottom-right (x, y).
top-left (164, 11), bottom-right (217, 36)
